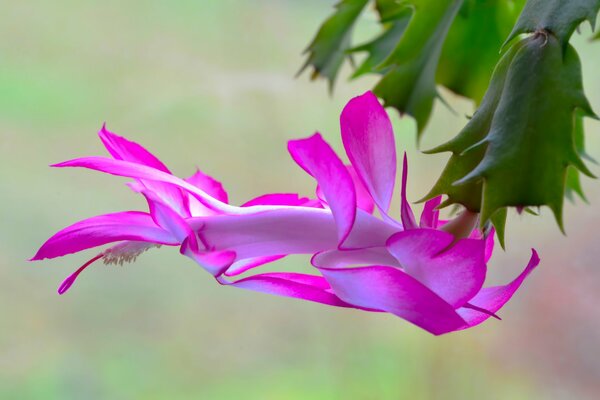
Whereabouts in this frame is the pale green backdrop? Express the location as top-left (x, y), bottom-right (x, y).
top-left (1, 1), bottom-right (600, 399)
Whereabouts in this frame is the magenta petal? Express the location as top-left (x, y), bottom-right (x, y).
top-left (219, 272), bottom-right (353, 308)
top-left (347, 165), bottom-right (375, 214)
top-left (185, 168), bottom-right (229, 203)
top-left (387, 230), bottom-right (487, 308)
top-left (190, 208), bottom-right (339, 260)
top-left (32, 212), bottom-right (178, 260)
top-left (53, 157), bottom-right (236, 214)
top-left (340, 91), bottom-right (396, 213)
top-left (400, 154), bottom-right (418, 230)
top-left (99, 125), bottom-right (171, 173)
top-left (143, 191), bottom-right (193, 243)
top-left (311, 247), bottom-right (400, 269)
top-left (288, 133), bottom-right (356, 245)
top-left (190, 207), bottom-right (396, 261)
top-left (184, 246), bottom-right (236, 276)
top-left (420, 196), bottom-right (442, 229)
top-left (316, 165), bottom-right (375, 214)
top-left (224, 255), bottom-right (286, 277)
top-left (457, 249), bottom-right (541, 328)
top-left (317, 265), bottom-right (466, 335)
top-left (99, 126), bottom-right (188, 216)
top-left (241, 193), bottom-right (311, 207)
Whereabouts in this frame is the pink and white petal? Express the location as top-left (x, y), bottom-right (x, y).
top-left (218, 272), bottom-right (354, 308)
top-left (224, 255), bottom-right (286, 277)
top-left (241, 193), bottom-right (312, 207)
top-left (347, 165), bottom-right (375, 214)
top-left (311, 247), bottom-right (400, 269)
top-left (343, 209), bottom-right (401, 249)
top-left (32, 212), bottom-right (178, 260)
top-left (185, 169), bottom-right (229, 203)
top-left (53, 157), bottom-right (236, 214)
top-left (190, 207), bottom-right (339, 260)
top-left (288, 133), bottom-right (356, 245)
top-left (420, 196), bottom-right (442, 229)
top-left (183, 245), bottom-right (236, 276)
top-left (316, 165), bottom-right (375, 213)
top-left (340, 91), bottom-right (396, 213)
top-left (191, 207), bottom-right (396, 261)
top-left (317, 265), bottom-right (466, 335)
top-left (54, 157), bottom-right (316, 216)
top-left (387, 230), bottom-right (487, 308)
top-left (457, 250), bottom-right (541, 328)
top-left (400, 154), bottom-right (418, 230)
top-left (143, 191), bottom-right (194, 243)
top-left (99, 125), bottom-right (171, 173)
top-left (99, 126), bottom-right (189, 215)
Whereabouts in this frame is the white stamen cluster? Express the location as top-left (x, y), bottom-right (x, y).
top-left (102, 242), bottom-right (161, 266)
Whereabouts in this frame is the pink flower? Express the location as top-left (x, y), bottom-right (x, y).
top-left (32, 92), bottom-right (540, 335)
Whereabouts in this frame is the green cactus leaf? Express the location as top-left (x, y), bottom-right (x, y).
top-left (505, 0), bottom-right (600, 46)
top-left (299, 0), bottom-right (369, 90)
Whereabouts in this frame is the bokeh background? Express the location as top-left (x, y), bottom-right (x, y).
top-left (2, 1), bottom-right (600, 399)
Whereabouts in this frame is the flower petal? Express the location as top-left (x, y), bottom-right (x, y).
top-left (311, 247), bottom-right (400, 269)
top-left (191, 207), bottom-right (339, 260)
top-left (31, 212), bottom-right (178, 260)
top-left (340, 91), bottom-right (396, 213)
top-left (387, 230), bottom-right (487, 308)
top-left (190, 207), bottom-right (396, 261)
top-left (241, 193), bottom-right (312, 207)
top-left (317, 265), bottom-right (466, 335)
top-left (99, 124), bottom-right (171, 173)
top-left (53, 157), bottom-right (237, 214)
top-left (53, 157), bottom-right (319, 216)
top-left (457, 249), bottom-right (541, 328)
top-left (420, 196), bottom-right (442, 229)
top-left (99, 125), bottom-right (189, 216)
top-left (347, 165), bottom-right (375, 214)
top-left (288, 133), bottom-right (356, 245)
top-left (218, 272), bottom-right (353, 308)
top-left (400, 154), bottom-right (418, 230)
top-left (224, 255), bottom-right (286, 277)
top-left (185, 168), bottom-right (229, 203)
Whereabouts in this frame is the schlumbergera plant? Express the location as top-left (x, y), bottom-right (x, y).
top-left (301, 0), bottom-right (600, 238)
top-left (34, 0), bottom-right (600, 336)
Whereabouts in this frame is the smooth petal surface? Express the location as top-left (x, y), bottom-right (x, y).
top-left (185, 169), bottom-right (229, 203)
top-left (99, 125), bottom-right (171, 173)
top-left (54, 157), bottom-right (321, 216)
top-left (224, 255), bottom-right (286, 277)
top-left (191, 208), bottom-right (339, 260)
top-left (387, 230), bottom-right (487, 308)
top-left (316, 165), bottom-right (375, 213)
top-left (144, 192), bottom-right (194, 244)
top-left (400, 154), bottom-right (418, 230)
top-left (318, 265), bottom-right (466, 335)
top-left (219, 272), bottom-right (353, 308)
top-left (53, 157), bottom-right (237, 214)
top-left (347, 165), bottom-right (375, 214)
top-left (311, 247), bottom-right (400, 269)
top-left (420, 196), bottom-right (442, 229)
top-left (457, 250), bottom-right (540, 328)
top-left (288, 133), bottom-right (357, 245)
top-left (242, 193), bottom-right (312, 207)
top-left (99, 126), bottom-right (189, 216)
top-left (32, 212), bottom-right (178, 260)
top-left (341, 91), bottom-right (396, 213)
top-left (191, 207), bottom-right (398, 261)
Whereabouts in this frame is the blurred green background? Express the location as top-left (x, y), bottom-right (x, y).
top-left (1, 1), bottom-right (600, 399)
